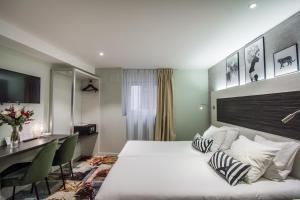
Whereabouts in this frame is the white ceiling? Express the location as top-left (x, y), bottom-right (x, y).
top-left (0, 0), bottom-right (299, 69)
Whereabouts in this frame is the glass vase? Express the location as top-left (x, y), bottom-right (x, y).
top-left (10, 126), bottom-right (20, 149)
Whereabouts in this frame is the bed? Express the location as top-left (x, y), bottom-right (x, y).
top-left (96, 140), bottom-right (300, 200)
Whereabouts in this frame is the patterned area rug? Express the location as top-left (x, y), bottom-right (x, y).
top-left (6, 156), bottom-right (117, 200)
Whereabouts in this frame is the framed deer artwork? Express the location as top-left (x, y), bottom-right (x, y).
top-left (244, 37), bottom-right (266, 83)
top-left (273, 44), bottom-right (299, 77)
top-left (226, 52), bottom-right (239, 88)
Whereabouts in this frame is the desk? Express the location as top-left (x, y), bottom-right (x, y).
top-left (0, 135), bottom-right (69, 159)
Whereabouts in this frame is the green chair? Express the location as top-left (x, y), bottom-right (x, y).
top-left (52, 133), bottom-right (78, 189)
top-left (1, 139), bottom-right (58, 200)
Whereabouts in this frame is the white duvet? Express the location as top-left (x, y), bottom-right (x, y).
top-left (96, 141), bottom-right (300, 200)
top-left (119, 141), bottom-right (208, 157)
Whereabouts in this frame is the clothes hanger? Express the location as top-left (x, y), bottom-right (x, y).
top-left (81, 80), bottom-right (98, 92)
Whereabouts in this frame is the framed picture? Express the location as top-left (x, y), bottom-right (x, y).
top-left (226, 52), bottom-right (239, 88)
top-left (273, 44), bottom-right (299, 77)
top-left (244, 37), bottom-right (265, 83)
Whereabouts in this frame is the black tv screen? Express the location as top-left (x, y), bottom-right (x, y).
top-left (0, 68), bottom-right (40, 103)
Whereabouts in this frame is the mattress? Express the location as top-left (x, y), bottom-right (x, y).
top-left (96, 156), bottom-right (300, 200)
top-left (119, 140), bottom-right (208, 157)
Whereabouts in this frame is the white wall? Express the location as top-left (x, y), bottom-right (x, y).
top-left (52, 71), bottom-right (72, 135)
top-left (74, 77), bottom-right (82, 125)
top-left (0, 45), bottom-right (51, 145)
top-left (96, 68), bottom-right (127, 154)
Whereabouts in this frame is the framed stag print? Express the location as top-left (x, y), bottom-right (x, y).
top-left (273, 44), bottom-right (299, 77)
top-left (226, 52), bottom-right (239, 88)
top-left (244, 37), bottom-right (265, 83)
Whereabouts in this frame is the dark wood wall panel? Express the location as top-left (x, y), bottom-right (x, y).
top-left (217, 91), bottom-right (300, 140)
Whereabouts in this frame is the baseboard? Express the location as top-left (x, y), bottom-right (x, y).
top-left (96, 152), bottom-right (119, 156)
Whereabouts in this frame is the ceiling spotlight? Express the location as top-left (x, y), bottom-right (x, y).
top-left (249, 3), bottom-right (257, 9)
top-left (99, 52), bottom-right (104, 56)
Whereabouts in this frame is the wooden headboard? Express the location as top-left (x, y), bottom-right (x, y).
top-left (217, 91), bottom-right (300, 140)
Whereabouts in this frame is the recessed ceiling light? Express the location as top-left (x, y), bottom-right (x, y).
top-left (99, 52), bottom-right (104, 56)
top-left (249, 3), bottom-right (257, 9)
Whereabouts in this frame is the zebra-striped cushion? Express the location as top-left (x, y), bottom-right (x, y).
top-left (192, 137), bottom-right (213, 153)
top-left (209, 151), bottom-right (251, 186)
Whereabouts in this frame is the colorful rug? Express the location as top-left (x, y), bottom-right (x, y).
top-left (5, 156), bottom-right (117, 200)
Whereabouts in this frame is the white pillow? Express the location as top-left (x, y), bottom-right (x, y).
top-left (202, 125), bottom-right (219, 137)
top-left (229, 136), bottom-right (279, 183)
top-left (255, 135), bottom-right (300, 181)
top-left (219, 126), bottom-right (239, 150)
top-left (203, 126), bottom-right (226, 152)
top-left (193, 133), bottom-right (201, 140)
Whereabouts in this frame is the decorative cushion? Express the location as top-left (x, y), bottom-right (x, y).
top-left (255, 135), bottom-right (300, 181)
top-left (202, 126), bottom-right (227, 152)
top-left (209, 151), bottom-right (251, 186)
top-left (192, 136), bottom-right (213, 153)
top-left (228, 136), bottom-right (279, 183)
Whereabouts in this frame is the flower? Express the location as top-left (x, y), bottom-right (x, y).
top-left (16, 111), bottom-right (21, 118)
top-left (1, 110), bottom-right (10, 115)
top-left (0, 105), bottom-right (34, 128)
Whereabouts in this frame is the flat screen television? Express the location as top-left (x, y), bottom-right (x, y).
top-left (0, 68), bottom-right (41, 104)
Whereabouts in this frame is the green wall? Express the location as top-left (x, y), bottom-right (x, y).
top-left (174, 69), bottom-right (209, 141)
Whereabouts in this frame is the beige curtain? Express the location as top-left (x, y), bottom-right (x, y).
top-left (154, 69), bottom-right (175, 141)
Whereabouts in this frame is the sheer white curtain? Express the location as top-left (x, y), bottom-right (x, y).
top-left (122, 69), bottom-right (157, 140)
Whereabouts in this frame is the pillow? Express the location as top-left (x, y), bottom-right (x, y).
top-left (202, 125), bottom-right (219, 136)
top-left (192, 137), bottom-right (213, 153)
top-left (203, 126), bottom-right (227, 152)
top-left (219, 126), bottom-right (239, 150)
top-left (255, 135), bottom-right (300, 181)
top-left (193, 132), bottom-right (201, 140)
top-left (209, 151), bottom-right (251, 186)
top-left (228, 136), bottom-right (279, 183)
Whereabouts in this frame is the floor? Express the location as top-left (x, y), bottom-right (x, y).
top-left (1, 156), bottom-right (117, 200)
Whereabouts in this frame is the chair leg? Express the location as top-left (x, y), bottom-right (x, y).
top-left (30, 183), bottom-right (34, 193)
top-left (69, 161), bottom-right (74, 177)
top-left (45, 177), bottom-right (51, 195)
top-left (59, 165), bottom-right (66, 190)
top-left (33, 183), bottom-right (40, 200)
top-left (12, 186), bottom-right (16, 200)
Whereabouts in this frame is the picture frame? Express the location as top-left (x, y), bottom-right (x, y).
top-left (244, 37), bottom-right (266, 83)
top-left (273, 44), bottom-right (299, 77)
top-left (226, 52), bottom-right (239, 88)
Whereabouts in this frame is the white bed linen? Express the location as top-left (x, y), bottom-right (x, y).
top-left (119, 141), bottom-right (206, 157)
top-left (96, 156), bottom-right (300, 200)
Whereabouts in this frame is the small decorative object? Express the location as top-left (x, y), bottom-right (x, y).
top-left (245, 37), bottom-right (265, 83)
top-left (226, 52), bottom-right (240, 88)
top-left (0, 105), bottom-right (34, 148)
top-left (274, 44), bottom-right (299, 77)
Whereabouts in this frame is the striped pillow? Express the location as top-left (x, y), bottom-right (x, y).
top-left (192, 137), bottom-right (213, 153)
top-left (209, 151), bottom-right (251, 186)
